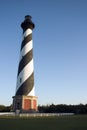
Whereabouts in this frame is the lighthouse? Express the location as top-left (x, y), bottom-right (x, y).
top-left (13, 15), bottom-right (38, 113)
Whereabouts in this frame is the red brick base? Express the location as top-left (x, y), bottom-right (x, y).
top-left (13, 95), bottom-right (38, 113)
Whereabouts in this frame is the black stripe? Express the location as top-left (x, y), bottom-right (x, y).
top-left (17, 49), bottom-right (33, 76)
top-left (21, 20), bottom-right (35, 33)
top-left (16, 73), bottom-right (34, 96)
top-left (21, 33), bottom-right (32, 50)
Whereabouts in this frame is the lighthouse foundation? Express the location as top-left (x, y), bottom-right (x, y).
top-left (13, 95), bottom-right (38, 113)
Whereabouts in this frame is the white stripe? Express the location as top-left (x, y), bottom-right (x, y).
top-left (20, 40), bottom-right (33, 61)
top-left (16, 59), bottom-right (34, 92)
top-left (28, 87), bottom-right (35, 96)
top-left (23, 28), bottom-right (32, 38)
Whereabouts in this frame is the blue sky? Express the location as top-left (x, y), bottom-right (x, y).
top-left (0, 0), bottom-right (87, 106)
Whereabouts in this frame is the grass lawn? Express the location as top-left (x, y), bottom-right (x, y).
top-left (0, 115), bottom-right (87, 130)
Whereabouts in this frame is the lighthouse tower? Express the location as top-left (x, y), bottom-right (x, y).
top-left (13, 15), bottom-right (38, 113)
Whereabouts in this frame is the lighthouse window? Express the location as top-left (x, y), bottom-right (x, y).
top-left (20, 78), bottom-right (22, 83)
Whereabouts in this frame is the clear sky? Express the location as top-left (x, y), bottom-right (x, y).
top-left (0, 0), bottom-right (87, 106)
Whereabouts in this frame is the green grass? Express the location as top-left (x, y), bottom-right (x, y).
top-left (0, 115), bottom-right (87, 130)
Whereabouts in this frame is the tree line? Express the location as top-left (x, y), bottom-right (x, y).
top-left (38, 104), bottom-right (87, 114)
top-left (0, 104), bottom-right (87, 114)
top-left (0, 105), bottom-right (12, 112)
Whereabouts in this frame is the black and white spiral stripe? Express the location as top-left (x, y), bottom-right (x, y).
top-left (15, 16), bottom-right (35, 96)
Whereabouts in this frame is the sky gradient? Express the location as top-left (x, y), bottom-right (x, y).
top-left (0, 0), bottom-right (87, 106)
